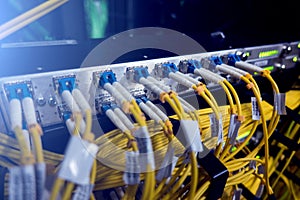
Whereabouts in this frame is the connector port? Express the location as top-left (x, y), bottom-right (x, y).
top-left (126, 66), bottom-right (149, 83)
top-left (93, 70), bottom-right (116, 88)
top-left (4, 81), bottom-right (33, 100)
top-left (53, 75), bottom-right (76, 94)
top-left (153, 62), bottom-right (178, 78)
top-left (178, 59), bottom-right (201, 73)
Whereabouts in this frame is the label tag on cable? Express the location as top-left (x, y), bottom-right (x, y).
top-left (177, 120), bottom-right (203, 152)
top-left (228, 114), bottom-right (241, 145)
top-left (35, 163), bottom-right (46, 200)
top-left (9, 166), bottom-right (23, 200)
top-left (22, 164), bottom-right (36, 200)
top-left (274, 93), bottom-right (287, 115)
top-left (58, 136), bottom-right (99, 185)
top-left (251, 97), bottom-right (260, 120)
top-left (133, 126), bottom-right (155, 172)
top-left (72, 184), bottom-right (94, 200)
top-left (156, 142), bottom-right (178, 182)
top-left (232, 188), bottom-right (242, 200)
top-left (249, 160), bottom-right (256, 170)
top-left (217, 114), bottom-right (223, 145)
top-left (255, 184), bottom-right (265, 198)
top-left (209, 113), bottom-right (223, 145)
top-left (123, 151), bottom-right (140, 185)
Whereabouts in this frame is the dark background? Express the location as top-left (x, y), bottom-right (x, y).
top-left (0, 0), bottom-right (299, 77)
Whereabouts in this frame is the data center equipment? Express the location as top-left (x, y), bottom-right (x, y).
top-left (0, 41), bottom-right (299, 199)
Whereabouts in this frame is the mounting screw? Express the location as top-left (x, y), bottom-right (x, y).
top-left (48, 96), bottom-right (57, 107)
top-left (36, 97), bottom-right (46, 106)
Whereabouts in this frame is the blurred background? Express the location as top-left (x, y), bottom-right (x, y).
top-left (0, 0), bottom-right (299, 77)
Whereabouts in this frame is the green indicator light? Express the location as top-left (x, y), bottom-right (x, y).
top-left (255, 155), bottom-right (261, 159)
top-left (258, 50), bottom-right (279, 58)
top-left (293, 56), bottom-right (298, 62)
top-left (298, 43), bottom-right (300, 48)
top-left (245, 52), bottom-right (250, 57)
top-left (231, 146), bottom-right (237, 152)
top-left (263, 66), bottom-right (274, 71)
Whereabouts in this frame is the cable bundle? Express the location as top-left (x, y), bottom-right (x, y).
top-left (0, 57), bottom-right (294, 200)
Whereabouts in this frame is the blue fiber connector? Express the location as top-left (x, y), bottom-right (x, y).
top-left (210, 56), bottom-right (223, 66)
top-left (133, 67), bottom-right (149, 82)
top-left (58, 77), bottom-right (76, 94)
top-left (161, 63), bottom-right (178, 77)
top-left (5, 83), bottom-right (33, 100)
top-left (227, 54), bottom-right (241, 66)
top-left (99, 71), bottom-right (117, 87)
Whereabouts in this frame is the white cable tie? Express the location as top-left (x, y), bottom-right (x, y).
top-left (177, 120), bottom-right (203, 152)
top-left (58, 136), bottom-right (99, 185)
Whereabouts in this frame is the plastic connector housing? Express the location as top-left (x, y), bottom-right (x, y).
top-left (210, 56), bottom-right (223, 66)
top-left (100, 104), bottom-right (111, 113)
top-left (126, 66), bottom-right (150, 83)
top-left (99, 71), bottom-right (117, 87)
top-left (53, 75), bottom-right (76, 94)
top-left (178, 59), bottom-right (202, 73)
top-left (153, 62), bottom-right (178, 78)
top-left (4, 81), bottom-right (33, 100)
top-left (227, 53), bottom-right (241, 66)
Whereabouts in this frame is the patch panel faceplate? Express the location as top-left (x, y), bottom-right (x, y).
top-left (0, 41), bottom-right (299, 134)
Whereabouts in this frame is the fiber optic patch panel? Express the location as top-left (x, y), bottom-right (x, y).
top-left (0, 41), bottom-right (299, 135)
top-left (0, 41), bottom-right (300, 200)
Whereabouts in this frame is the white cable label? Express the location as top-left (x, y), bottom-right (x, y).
top-left (232, 188), bottom-right (243, 200)
top-left (228, 114), bottom-right (241, 145)
top-left (156, 143), bottom-right (178, 181)
top-left (123, 151), bottom-right (140, 185)
top-left (72, 184), bottom-right (94, 200)
top-left (249, 160), bottom-right (256, 170)
top-left (209, 113), bottom-right (223, 145)
top-left (177, 120), bottom-right (203, 152)
top-left (255, 184), bottom-right (265, 198)
top-left (22, 165), bottom-right (36, 200)
top-left (58, 136), bottom-right (99, 185)
top-left (251, 97), bottom-right (260, 120)
top-left (133, 127), bottom-right (155, 171)
top-left (9, 166), bottom-right (23, 200)
top-left (35, 163), bottom-right (46, 200)
top-left (274, 93), bottom-right (287, 115)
